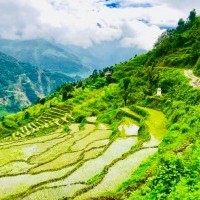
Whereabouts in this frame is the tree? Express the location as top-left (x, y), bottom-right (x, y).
top-left (62, 84), bottom-right (74, 101)
top-left (145, 66), bottom-right (159, 95)
top-left (191, 41), bottom-right (200, 61)
top-left (76, 81), bottom-right (83, 88)
top-left (90, 69), bottom-right (98, 79)
top-left (154, 31), bottom-right (168, 47)
top-left (39, 98), bottom-right (46, 105)
top-left (188, 9), bottom-right (196, 22)
top-left (177, 18), bottom-right (185, 31)
top-left (98, 70), bottom-right (104, 77)
top-left (23, 111), bottom-right (30, 120)
top-left (119, 77), bottom-right (131, 105)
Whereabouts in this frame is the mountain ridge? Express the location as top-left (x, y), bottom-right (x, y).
top-left (0, 51), bottom-right (75, 117)
top-left (0, 38), bottom-right (144, 77)
top-left (0, 38), bottom-right (92, 77)
top-left (0, 11), bottom-right (199, 200)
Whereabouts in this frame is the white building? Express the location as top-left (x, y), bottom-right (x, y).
top-left (157, 88), bottom-right (162, 96)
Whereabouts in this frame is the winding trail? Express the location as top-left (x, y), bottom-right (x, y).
top-left (184, 70), bottom-right (200, 88)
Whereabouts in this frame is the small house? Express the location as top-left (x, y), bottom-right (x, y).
top-left (105, 71), bottom-right (112, 77)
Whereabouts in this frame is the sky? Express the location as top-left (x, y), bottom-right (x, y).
top-left (0, 0), bottom-right (200, 51)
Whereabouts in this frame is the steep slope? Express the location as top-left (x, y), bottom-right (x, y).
top-left (146, 14), bottom-right (200, 75)
top-left (0, 52), bottom-right (74, 117)
top-left (0, 12), bottom-right (199, 200)
top-left (0, 39), bottom-right (91, 77)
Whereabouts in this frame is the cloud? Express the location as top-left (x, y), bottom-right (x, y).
top-left (120, 20), bottom-right (163, 50)
top-left (105, 0), bottom-right (155, 8)
top-left (159, 0), bottom-right (200, 14)
top-left (0, 0), bottom-right (199, 50)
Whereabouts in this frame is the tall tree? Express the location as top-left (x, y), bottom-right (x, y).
top-left (62, 84), bottom-right (74, 101)
top-left (188, 9), bottom-right (196, 22)
top-left (119, 77), bottom-right (131, 105)
top-left (90, 69), bottom-right (98, 79)
top-left (177, 18), bottom-right (185, 31)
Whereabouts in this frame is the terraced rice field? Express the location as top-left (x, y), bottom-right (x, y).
top-left (0, 106), bottom-right (166, 199)
top-left (12, 105), bottom-right (71, 139)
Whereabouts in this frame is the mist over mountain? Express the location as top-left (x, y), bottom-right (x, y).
top-left (0, 51), bottom-right (74, 117)
top-left (0, 38), bottom-right (143, 117)
top-left (0, 39), bottom-right (144, 75)
top-left (0, 39), bottom-right (92, 77)
top-left (62, 40), bottom-right (144, 70)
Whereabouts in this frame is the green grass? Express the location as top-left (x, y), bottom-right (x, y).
top-left (138, 107), bottom-right (167, 140)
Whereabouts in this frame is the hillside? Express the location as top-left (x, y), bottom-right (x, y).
top-left (0, 12), bottom-right (199, 200)
top-left (0, 39), bottom-right (91, 77)
top-left (0, 52), bottom-right (74, 118)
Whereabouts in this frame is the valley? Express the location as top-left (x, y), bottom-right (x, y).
top-left (0, 9), bottom-right (199, 200)
top-left (0, 52), bottom-right (75, 117)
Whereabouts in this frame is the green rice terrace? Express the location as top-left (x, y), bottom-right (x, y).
top-left (0, 12), bottom-right (200, 200)
top-left (0, 102), bottom-right (166, 200)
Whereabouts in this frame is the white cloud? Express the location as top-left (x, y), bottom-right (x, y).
top-left (0, 0), bottom-right (199, 50)
top-left (159, 0), bottom-right (200, 14)
top-left (120, 20), bottom-right (163, 50)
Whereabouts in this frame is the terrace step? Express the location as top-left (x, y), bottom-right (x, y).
top-left (34, 121), bottom-right (44, 127)
top-left (30, 123), bottom-right (38, 129)
top-left (8, 105), bottom-right (71, 142)
top-left (51, 109), bottom-right (68, 115)
top-left (48, 110), bottom-right (65, 116)
top-left (120, 107), bottom-right (142, 122)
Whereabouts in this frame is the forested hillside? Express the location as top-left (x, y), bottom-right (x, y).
top-left (147, 9), bottom-right (200, 76)
top-left (0, 52), bottom-right (74, 118)
top-left (0, 10), bottom-right (199, 200)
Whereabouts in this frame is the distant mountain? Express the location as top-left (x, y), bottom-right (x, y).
top-left (0, 39), bottom-right (144, 75)
top-left (0, 52), bottom-right (74, 116)
top-left (0, 39), bottom-right (92, 77)
top-left (62, 40), bottom-right (144, 69)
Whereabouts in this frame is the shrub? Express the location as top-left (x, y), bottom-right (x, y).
top-left (64, 124), bottom-right (70, 132)
top-left (75, 114), bottom-right (86, 123)
top-left (2, 119), bottom-right (18, 129)
top-left (181, 124), bottom-right (190, 133)
top-left (194, 58), bottom-right (200, 76)
top-left (169, 123), bottom-right (180, 131)
top-left (138, 123), bottom-right (150, 141)
top-left (23, 111), bottom-right (30, 120)
top-left (148, 158), bottom-right (185, 199)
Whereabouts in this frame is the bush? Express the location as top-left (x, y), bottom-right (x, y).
top-left (181, 124), bottom-right (190, 133)
top-left (99, 108), bottom-right (119, 124)
top-left (169, 123), bottom-right (180, 131)
top-left (23, 111), bottom-right (30, 120)
top-left (194, 58), bottom-right (200, 76)
top-left (75, 114), bottom-right (86, 123)
top-left (2, 119), bottom-right (18, 129)
top-left (148, 158), bottom-right (185, 199)
top-left (138, 123), bottom-right (150, 141)
top-left (64, 124), bottom-right (70, 132)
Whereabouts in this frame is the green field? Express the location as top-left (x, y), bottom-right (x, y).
top-left (0, 105), bottom-right (166, 200)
